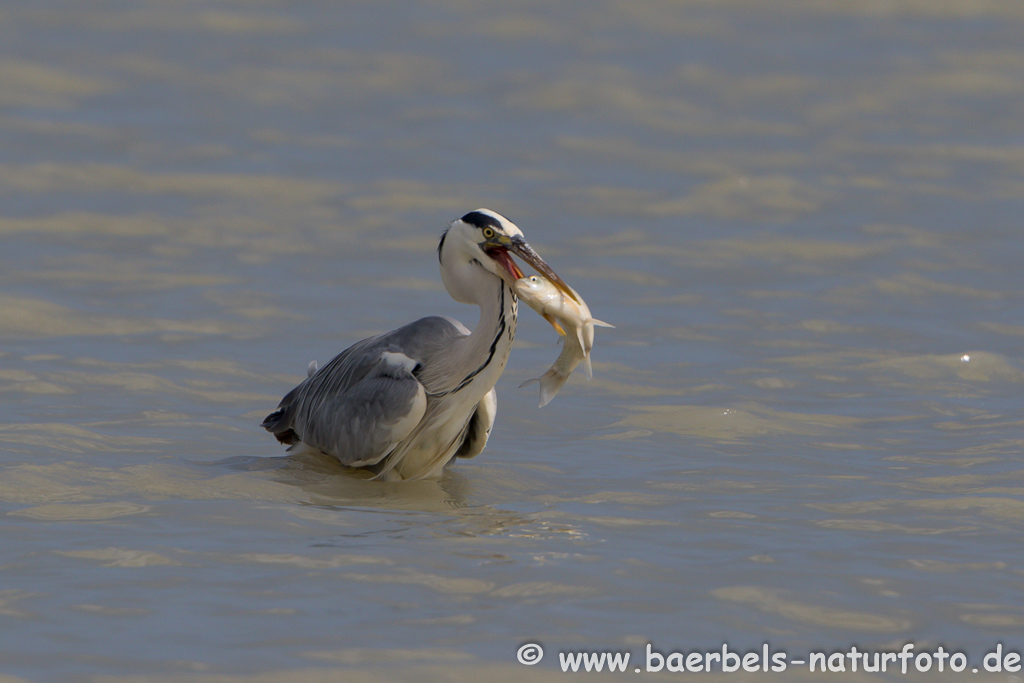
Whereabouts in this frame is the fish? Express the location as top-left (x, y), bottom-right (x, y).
top-left (513, 275), bottom-right (613, 407)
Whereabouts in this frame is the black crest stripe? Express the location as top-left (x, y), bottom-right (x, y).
top-left (460, 211), bottom-right (505, 231)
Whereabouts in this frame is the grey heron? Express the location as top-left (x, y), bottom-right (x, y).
top-left (261, 209), bottom-right (576, 481)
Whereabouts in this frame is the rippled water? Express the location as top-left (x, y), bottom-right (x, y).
top-left (3, 1), bottom-right (1024, 681)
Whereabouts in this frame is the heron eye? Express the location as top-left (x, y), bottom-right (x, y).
top-left (482, 227), bottom-right (495, 239)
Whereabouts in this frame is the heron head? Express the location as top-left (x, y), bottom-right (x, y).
top-left (439, 208), bottom-right (578, 303)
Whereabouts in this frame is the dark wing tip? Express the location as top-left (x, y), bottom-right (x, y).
top-left (261, 408), bottom-right (300, 445)
top-left (274, 429), bottom-right (300, 445)
top-left (260, 408), bottom-right (285, 430)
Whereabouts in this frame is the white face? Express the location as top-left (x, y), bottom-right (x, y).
top-left (438, 207), bottom-right (574, 307)
top-left (438, 208), bottom-right (524, 303)
top-left (443, 209), bottom-right (524, 282)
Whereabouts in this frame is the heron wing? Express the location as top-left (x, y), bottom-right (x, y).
top-left (262, 316), bottom-right (468, 466)
top-left (297, 353), bottom-right (427, 466)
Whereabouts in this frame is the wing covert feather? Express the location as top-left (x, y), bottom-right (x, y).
top-left (262, 316), bottom-right (469, 465)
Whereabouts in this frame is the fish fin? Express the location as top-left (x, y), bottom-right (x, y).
top-left (543, 313), bottom-right (565, 336)
top-left (582, 354), bottom-right (592, 380)
top-left (590, 318), bottom-right (614, 328)
top-left (518, 377), bottom-right (539, 389)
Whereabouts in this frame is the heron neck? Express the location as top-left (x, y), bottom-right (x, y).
top-left (454, 277), bottom-right (517, 396)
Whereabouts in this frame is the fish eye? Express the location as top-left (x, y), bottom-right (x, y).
top-left (482, 227), bottom-right (495, 239)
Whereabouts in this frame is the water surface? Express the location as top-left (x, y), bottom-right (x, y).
top-left (2, 1), bottom-right (1024, 681)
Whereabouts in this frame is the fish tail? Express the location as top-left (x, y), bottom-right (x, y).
top-left (589, 318), bottom-right (614, 328)
top-left (519, 371), bottom-right (569, 407)
top-left (537, 369), bottom-right (569, 407)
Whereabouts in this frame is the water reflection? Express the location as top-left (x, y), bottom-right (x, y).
top-left (0, 446), bottom-right (552, 543)
top-left (202, 450), bottom-right (476, 512)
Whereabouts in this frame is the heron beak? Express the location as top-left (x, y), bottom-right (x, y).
top-left (507, 235), bottom-right (580, 304)
top-left (484, 246), bottom-right (525, 284)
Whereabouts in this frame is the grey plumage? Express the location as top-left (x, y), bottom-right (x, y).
top-left (263, 317), bottom-right (471, 469)
top-left (261, 208), bottom-right (575, 481)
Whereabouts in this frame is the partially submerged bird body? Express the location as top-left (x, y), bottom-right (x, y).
top-left (263, 314), bottom-right (506, 480)
top-left (514, 275), bottom-right (613, 407)
top-left (262, 209), bottom-right (575, 481)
